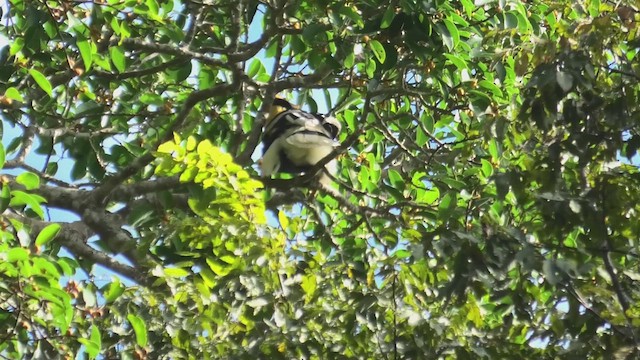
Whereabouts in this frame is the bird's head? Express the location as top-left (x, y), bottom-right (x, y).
top-left (266, 98), bottom-right (295, 126)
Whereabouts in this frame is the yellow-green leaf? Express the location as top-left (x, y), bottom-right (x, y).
top-left (186, 136), bottom-right (197, 151)
top-left (164, 267), bottom-right (190, 277)
top-left (278, 210), bottom-right (289, 230)
top-left (481, 159), bottom-right (493, 177)
top-left (35, 223), bottom-right (61, 246)
top-left (4, 87), bottom-right (24, 102)
top-left (127, 314), bottom-right (148, 347)
top-left (7, 247), bottom-right (29, 262)
top-left (16, 172), bottom-right (40, 190)
top-left (301, 274), bottom-right (317, 303)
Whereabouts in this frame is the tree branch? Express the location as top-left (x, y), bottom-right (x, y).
top-left (3, 213), bottom-right (145, 283)
top-left (91, 82), bottom-right (240, 203)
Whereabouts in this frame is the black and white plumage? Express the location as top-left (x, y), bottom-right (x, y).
top-left (260, 98), bottom-right (341, 180)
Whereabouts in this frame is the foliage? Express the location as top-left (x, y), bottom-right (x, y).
top-left (0, 0), bottom-right (640, 358)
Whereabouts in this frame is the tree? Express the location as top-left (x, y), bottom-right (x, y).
top-left (0, 0), bottom-right (639, 358)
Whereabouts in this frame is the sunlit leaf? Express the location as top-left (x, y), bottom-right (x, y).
top-left (16, 172), bottom-right (39, 190)
top-left (7, 247), bottom-right (29, 262)
top-left (35, 223), bottom-right (61, 246)
top-left (4, 87), bottom-right (24, 102)
top-left (127, 314), bottom-right (148, 347)
top-left (164, 267), bottom-right (190, 277)
top-left (10, 191), bottom-right (45, 218)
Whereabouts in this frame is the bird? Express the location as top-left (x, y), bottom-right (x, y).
top-left (260, 98), bottom-right (341, 183)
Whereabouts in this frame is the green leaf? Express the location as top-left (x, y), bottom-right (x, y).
top-left (466, 301), bottom-right (483, 327)
top-left (588, 0), bottom-right (600, 17)
top-left (0, 183), bottom-right (10, 213)
top-left (16, 172), bottom-right (40, 190)
top-left (438, 192), bottom-right (456, 219)
top-left (365, 57), bottom-right (376, 78)
top-left (342, 109), bottom-right (356, 132)
top-left (302, 23), bottom-right (326, 43)
top-left (4, 87), bottom-right (24, 102)
top-left (441, 177), bottom-right (466, 190)
top-left (7, 247), bottom-right (29, 262)
top-left (444, 53), bottom-right (467, 70)
top-left (481, 159), bottom-right (493, 178)
top-left (56, 257), bottom-right (78, 276)
top-left (127, 314), bottom-right (148, 347)
top-left (164, 267), bottom-right (190, 277)
top-left (10, 190), bottom-right (45, 219)
top-left (194, 277), bottom-right (211, 298)
top-left (77, 37), bottom-right (93, 71)
top-left (344, 51), bottom-right (355, 68)
top-left (277, 210), bottom-right (289, 230)
top-left (247, 58), bottom-right (264, 78)
top-left (488, 139), bottom-right (499, 161)
top-left (380, 6), bottom-right (396, 29)
top-left (167, 61), bottom-right (192, 82)
top-left (460, 0), bottom-right (475, 16)
top-left (92, 52), bottom-right (111, 71)
top-left (89, 326), bottom-right (101, 356)
top-left (301, 274), bottom-right (317, 303)
top-left (206, 258), bottom-right (231, 276)
top-left (369, 40), bottom-right (386, 63)
top-left (443, 19), bottom-right (460, 50)
top-left (392, 249), bottom-right (411, 259)
top-left (78, 326), bottom-right (100, 359)
top-left (478, 80), bottom-right (503, 98)
top-left (103, 277), bottom-right (125, 303)
top-left (29, 69), bottom-right (53, 97)
top-left (35, 223), bottom-right (61, 246)
top-left (415, 127), bottom-right (428, 147)
top-left (388, 169), bottom-right (404, 189)
top-left (109, 46), bottom-right (126, 72)
top-left (435, 22), bottom-right (453, 50)
top-left (504, 12), bottom-right (518, 29)
top-left (146, 0), bottom-right (160, 18)
top-left (417, 188), bottom-right (439, 205)
top-left (0, 142), bottom-right (4, 169)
